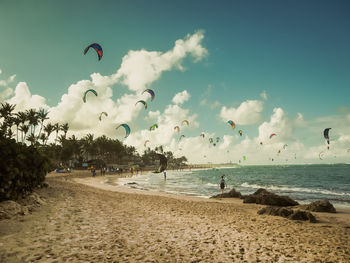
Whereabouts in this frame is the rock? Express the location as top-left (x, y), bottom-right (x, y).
top-left (257, 206), bottom-right (293, 217)
top-left (210, 188), bottom-right (242, 199)
top-left (243, 188), bottom-right (298, 206)
top-left (20, 192), bottom-right (46, 206)
top-left (257, 206), bottom-right (316, 223)
top-left (0, 200), bottom-right (23, 219)
top-left (303, 200), bottom-right (336, 213)
top-left (288, 210), bottom-right (316, 223)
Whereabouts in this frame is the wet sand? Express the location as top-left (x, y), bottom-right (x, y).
top-left (0, 170), bottom-right (349, 262)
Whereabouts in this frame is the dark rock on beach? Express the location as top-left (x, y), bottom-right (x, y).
top-left (210, 188), bottom-right (242, 199)
top-left (257, 206), bottom-right (293, 217)
top-left (0, 200), bottom-right (24, 219)
top-left (243, 188), bottom-right (299, 206)
top-left (288, 210), bottom-right (317, 223)
top-left (301, 200), bottom-right (336, 213)
top-left (257, 206), bottom-right (316, 223)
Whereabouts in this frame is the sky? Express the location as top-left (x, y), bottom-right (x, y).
top-left (1, 0), bottom-right (350, 164)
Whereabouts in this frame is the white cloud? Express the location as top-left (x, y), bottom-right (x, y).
top-left (172, 90), bottom-right (190, 105)
top-left (114, 31), bottom-right (207, 92)
top-left (37, 31), bottom-right (206, 137)
top-left (260, 90), bottom-right (268, 100)
top-left (7, 82), bottom-right (48, 111)
top-left (220, 100), bottom-right (264, 125)
top-left (258, 108), bottom-right (293, 142)
top-left (0, 87), bottom-right (13, 101)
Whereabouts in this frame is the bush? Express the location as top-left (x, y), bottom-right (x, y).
top-left (0, 135), bottom-right (50, 201)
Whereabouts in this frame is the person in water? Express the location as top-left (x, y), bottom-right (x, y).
top-left (219, 175), bottom-right (226, 194)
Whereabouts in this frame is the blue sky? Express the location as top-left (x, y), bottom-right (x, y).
top-left (1, 0), bottom-right (350, 164)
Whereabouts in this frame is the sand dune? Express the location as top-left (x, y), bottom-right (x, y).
top-left (0, 171), bottom-right (349, 262)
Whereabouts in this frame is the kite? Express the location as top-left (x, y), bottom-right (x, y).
top-left (174, 126), bottom-right (180, 133)
top-left (84, 43), bottom-right (103, 60)
top-left (182, 120), bottom-right (189, 126)
top-left (116, 124), bottom-right (131, 138)
top-left (238, 130), bottom-right (243, 136)
top-left (135, 100), bottom-right (148, 109)
top-left (98, 112), bottom-right (108, 121)
top-left (319, 151), bottom-right (325, 160)
top-left (149, 124), bottom-right (158, 131)
top-left (144, 140), bottom-right (150, 147)
top-left (83, 89), bottom-right (98, 103)
top-left (153, 153), bottom-right (167, 173)
top-left (269, 133), bottom-right (277, 139)
top-left (142, 89), bottom-right (155, 101)
top-left (227, 120), bottom-right (235, 130)
top-left (324, 128), bottom-right (331, 145)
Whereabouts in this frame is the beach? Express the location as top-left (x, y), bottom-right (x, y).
top-left (1, 171), bottom-right (350, 262)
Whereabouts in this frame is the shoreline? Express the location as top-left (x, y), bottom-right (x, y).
top-left (1, 170), bottom-right (349, 262)
top-left (83, 169), bottom-right (350, 211)
top-left (74, 171), bottom-right (350, 218)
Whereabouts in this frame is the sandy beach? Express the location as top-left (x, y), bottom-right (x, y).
top-left (1, 171), bottom-right (350, 262)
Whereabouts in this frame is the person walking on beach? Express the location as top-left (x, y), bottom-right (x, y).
top-left (219, 175), bottom-right (226, 194)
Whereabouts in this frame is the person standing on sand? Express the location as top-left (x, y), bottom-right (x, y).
top-left (219, 175), bottom-right (226, 194)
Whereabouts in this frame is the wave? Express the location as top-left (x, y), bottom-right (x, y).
top-left (240, 183), bottom-right (350, 197)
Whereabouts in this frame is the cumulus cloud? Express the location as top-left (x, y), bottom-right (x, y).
top-left (258, 108), bottom-right (293, 142)
top-left (126, 93), bottom-right (199, 152)
top-left (39, 31), bottom-right (207, 137)
top-left (114, 31), bottom-right (207, 92)
top-left (220, 100), bottom-right (264, 125)
top-left (0, 70), bottom-right (16, 102)
top-left (7, 82), bottom-right (48, 111)
top-left (172, 90), bottom-right (190, 105)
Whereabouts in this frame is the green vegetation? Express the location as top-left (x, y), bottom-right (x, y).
top-left (0, 102), bottom-right (188, 200)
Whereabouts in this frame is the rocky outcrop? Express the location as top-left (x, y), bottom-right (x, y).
top-left (258, 206), bottom-right (316, 223)
top-left (210, 188), bottom-right (242, 199)
top-left (288, 210), bottom-right (316, 223)
top-left (243, 188), bottom-right (298, 206)
top-left (302, 200), bottom-right (336, 213)
top-left (0, 192), bottom-right (46, 220)
top-left (0, 200), bottom-right (25, 219)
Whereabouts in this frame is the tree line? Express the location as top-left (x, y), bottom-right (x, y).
top-left (0, 102), bottom-right (188, 169)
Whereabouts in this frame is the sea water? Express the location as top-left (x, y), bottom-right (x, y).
top-left (116, 164), bottom-right (350, 209)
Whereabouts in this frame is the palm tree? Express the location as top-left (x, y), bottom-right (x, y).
top-left (36, 108), bottom-right (49, 140)
top-left (39, 133), bottom-right (47, 145)
top-left (19, 124), bottom-right (29, 143)
top-left (43, 123), bottom-right (55, 145)
top-left (25, 109), bottom-right (38, 137)
top-left (61, 123), bottom-right (69, 139)
top-left (82, 133), bottom-right (94, 161)
top-left (0, 102), bottom-right (15, 119)
top-left (0, 103), bottom-right (16, 138)
top-left (53, 123), bottom-right (60, 145)
top-left (13, 116), bottom-right (21, 142)
top-left (27, 133), bottom-right (36, 145)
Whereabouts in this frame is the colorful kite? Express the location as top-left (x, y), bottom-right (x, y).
top-left (84, 43), bottom-right (103, 60)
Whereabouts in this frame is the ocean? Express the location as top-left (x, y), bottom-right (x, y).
top-left (115, 164), bottom-right (350, 209)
